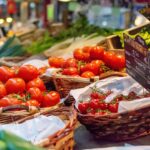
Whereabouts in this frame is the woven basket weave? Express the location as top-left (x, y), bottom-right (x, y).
top-left (76, 104), bottom-right (150, 141)
top-left (17, 106), bottom-right (77, 150)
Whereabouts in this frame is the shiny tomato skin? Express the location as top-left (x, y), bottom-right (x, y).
top-left (78, 102), bottom-right (89, 114)
top-left (0, 97), bottom-right (22, 107)
top-left (25, 99), bottom-right (40, 107)
top-left (17, 65), bottom-right (39, 81)
top-left (82, 46), bottom-right (92, 53)
top-left (89, 99), bottom-right (100, 109)
top-left (26, 78), bottom-right (46, 91)
top-left (81, 71), bottom-right (95, 78)
top-left (27, 87), bottom-right (43, 103)
top-left (103, 51), bottom-right (115, 67)
top-left (0, 66), bottom-right (15, 83)
top-left (48, 57), bottom-right (65, 68)
top-left (99, 103), bottom-right (108, 110)
top-left (42, 91), bottom-right (60, 107)
top-left (91, 60), bottom-right (105, 67)
top-left (0, 83), bottom-right (7, 99)
top-left (90, 46), bottom-right (104, 60)
top-left (63, 58), bottom-right (78, 68)
top-left (62, 67), bottom-right (79, 76)
top-left (108, 103), bottom-right (118, 113)
top-left (5, 78), bottom-right (26, 94)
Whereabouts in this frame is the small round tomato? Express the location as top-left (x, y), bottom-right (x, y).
top-left (99, 103), bottom-right (108, 110)
top-left (0, 83), bottom-right (7, 99)
top-left (0, 66), bottom-right (15, 83)
top-left (25, 99), bottom-right (40, 107)
top-left (0, 97), bottom-right (22, 107)
top-left (62, 58), bottom-right (78, 68)
top-left (48, 57), bottom-right (65, 68)
top-left (78, 102), bottom-right (89, 114)
top-left (26, 78), bottom-right (46, 91)
top-left (17, 65), bottom-right (39, 82)
top-left (27, 87), bottom-right (43, 103)
top-left (108, 103), bottom-right (118, 113)
top-left (81, 71), bottom-right (95, 78)
top-left (89, 99), bottom-right (100, 109)
top-left (91, 60), bottom-right (105, 67)
top-left (62, 67), bottom-right (79, 76)
top-left (90, 46), bottom-right (104, 60)
top-left (5, 78), bottom-right (26, 94)
top-left (42, 91), bottom-right (60, 107)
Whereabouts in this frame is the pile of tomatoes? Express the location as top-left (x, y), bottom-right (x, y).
top-left (0, 65), bottom-right (60, 108)
top-left (48, 46), bottom-right (126, 78)
top-left (78, 89), bottom-right (150, 116)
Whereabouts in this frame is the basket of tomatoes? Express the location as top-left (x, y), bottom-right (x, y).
top-left (48, 46), bottom-right (126, 105)
top-left (71, 76), bottom-right (150, 141)
top-left (0, 65), bottom-right (61, 124)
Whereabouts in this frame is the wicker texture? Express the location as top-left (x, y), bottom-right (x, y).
top-left (76, 104), bottom-right (150, 141)
top-left (17, 106), bottom-right (77, 150)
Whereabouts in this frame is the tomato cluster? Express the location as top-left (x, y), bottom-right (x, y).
top-left (48, 46), bottom-right (126, 78)
top-left (0, 65), bottom-right (60, 108)
top-left (78, 90), bottom-right (150, 116)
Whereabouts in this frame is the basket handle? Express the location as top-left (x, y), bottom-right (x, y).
top-left (0, 105), bottom-right (40, 114)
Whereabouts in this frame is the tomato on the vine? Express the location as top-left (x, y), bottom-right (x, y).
top-left (81, 71), bottom-right (95, 78)
top-left (0, 83), bottom-right (7, 99)
top-left (5, 78), bottom-right (26, 94)
top-left (62, 67), bottom-right (79, 76)
top-left (48, 57), bottom-right (65, 68)
top-left (17, 65), bottom-right (39, 81)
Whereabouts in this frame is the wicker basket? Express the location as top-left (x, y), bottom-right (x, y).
top-left (76, 104), bottom-right (150, 141)
top-left (0, 104), bottom-right (59, 124)
top-left (52, 71), bottom-right (127, 106)
top-left (16, 106), bottom-right (77, 150)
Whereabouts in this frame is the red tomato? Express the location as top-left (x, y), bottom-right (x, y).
top-left (0, 97), bottom-right (22, 107)
top-left (5, 78), bottom-right (26, 94)
top-left (26, 78), bottom-right (46, 91)
top-left (48, 57), bottom-right (65, 68)
top-left (103, 51), bottom-right (115, 67)
top-left (73, 48), bottom-right (90, 62)
top-left (27, 87), bottom-right (43, 103)
top-left (11, 66), bottom-right (20, 76)
top-left (0, 83), bottom-right (7, 99)
top-left (99, 103), bottom-right (108, 110)
top-left (108, 103), bottom-right (118, 113)
top-left (82, 46), bottom-right (92, 53)
top-left (42, 91), bottom-right (60, 107)
top-left (17, 65), bottom-right (39, 82)
top-left (81, 63), bottom-right (99, 75)
top-left (39, 66), bottom-right (48, 75)
top-left (0, 66), bottom-right (15, 82)
top-left (25, 99), bottom-right (40, 107)
top-left (89, 99), bottom-right (100, 109)
top-left (78, 102), bottom-right (89, 114)
top-left (63, 58), bottom-right (78, 68)
top-left (62, 67), bottom-right (79, 76)
top-left (90, 92), bottom-right (100, 99)
top-left (90, 46), bottom-right (104, 60)
top-left (91, 60), bottom-right (105, 67)
top-left (81, 71), bottom-right (95, 78)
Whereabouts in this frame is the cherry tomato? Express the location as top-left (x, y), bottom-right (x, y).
top-left (25, 99), bottom-right (40, 107)
top-left (42, 91), bottom-right (60, 107)
top-left (27, 87), bottom-right (43, 103)
top-left (90, 46), bottom-right (104, 60)
top-left (26, 78), bottom-right (46, 91)
top-left (108, 103), bottom-right (118, 113)
top-left (0, 66), bottom-right (15, 83)
top-left (78, 102), bottom-right (89, 114)
top-left (5, 78), bottom-right (26, 94)
top-left (90, 92), bottom-right (100, 99)
top-left (81, 71), bottom-right (95, 78)
top-left (48, 57), bottom-right (65, 68)
top-left (82, 46), bottom-right (92, 53)
top-left (17, 65), bottom-right (39, 82)
top-left (99, 103), bottom-right (108, 110)
top-left (0, 83), bottom-right (7, 99)
top-left (89, 99), bottom-right (100, 109)
top-left (0, 97), bottom-right (22, 107)
top-left (62, 67), bottom-right (79, 76)
top-left (62, 58), bottom-right (78, 68)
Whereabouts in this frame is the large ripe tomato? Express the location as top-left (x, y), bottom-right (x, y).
top-left (0, 83), bottom-right (7, 99)
top-left (42, 91), bottom-right (60, 107)
top-left (0, 97), bottom-right (22, 107)
top-left (25, 99), bottom-right (40, 107)
top-left (89, 99), bottom-right (100, 109)
top-left (48, 57), bottom-right (65, 68)
top-left (0, 66), bottom-right (15, 82)
top-left (91, 60), bottom-right (105, 67)
top-left (17, 65), bottom-right (39, 82)
top-left (26, 78), bottom-right (46, 91)
top-left (62, 58), bottom-right (78, 68)
top-left (81, 63), bottom-right (99, 75)
top-left (82, 46), bottom-right (92, 53)
top-left (27, 87), bottom-right (43, 103)
top-left (73, 48), bottom-right (90, 62)
top-left (81, 71), bottom-right (95, 78)
top-left (90, 46), bottom-right (104, 60)
top-left (5, 78), bottom-right (26, 94)
top-left (62, 67), bottom-right (79, 76)
top-left (103, 51), bottom-right (115, 67)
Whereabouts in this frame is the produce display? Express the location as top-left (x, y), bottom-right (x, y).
top-left (48, 46), bottom-right (125, 78)
top-left (0, 65), bottom-right (60, 108)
